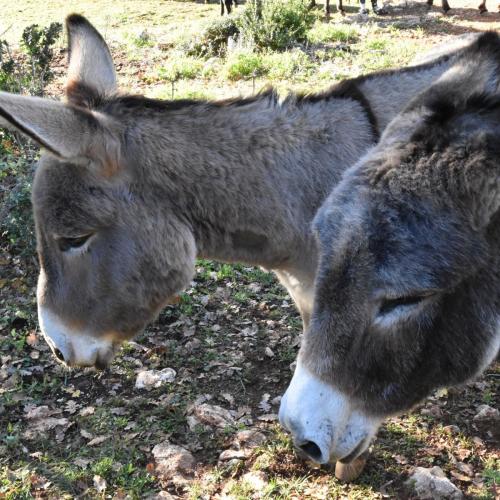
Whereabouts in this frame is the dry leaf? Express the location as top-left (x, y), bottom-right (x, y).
top-left (80, 429), bottom-right (93, 439)
top-left (88, 435), bottom-right (110, 446)
top-left (79, 406), bottom-right (95, 417)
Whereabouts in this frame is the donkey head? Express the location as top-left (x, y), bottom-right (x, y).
top-left (0, 15), bottom-right (196, 368)
top-left (279, 32), bottom-right (500, 464)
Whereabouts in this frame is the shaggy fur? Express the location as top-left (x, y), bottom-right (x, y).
top-left (303, 31), bottom-right (500, 417)
top-left (0, 15), bottom-right (492, 367)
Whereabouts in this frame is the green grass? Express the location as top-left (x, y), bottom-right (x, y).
top-left (307, 22), bottom-right (360, 44)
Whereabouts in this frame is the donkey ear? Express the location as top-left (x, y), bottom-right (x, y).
top-left (65, 14), bottom-right (117, 104)
top-left (0, 91), bottom-right (113, 161)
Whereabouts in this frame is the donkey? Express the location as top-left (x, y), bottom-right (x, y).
top-left (279, 31), bottom-right (500, 466)
top-left (427, 0), bottom-right (499, 13)
top-left (0, 15), bottom-right (488, 370)
top-left (221, 0), bottom-right (237, 16)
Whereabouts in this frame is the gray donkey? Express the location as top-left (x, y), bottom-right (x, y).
top-left (0, 14), bottom-right (488, 369)
top-left (280, 32), bottom-right (500, 466)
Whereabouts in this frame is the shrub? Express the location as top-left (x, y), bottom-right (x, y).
top-left (237, 0), bottom-right (315, 51)
top-left (0, 23), bottom-right (62, 258)
top-left (186, 16), bottom-right (239, 57)
top-left (20, 22), bottom-right (63, 96)
top-left (0, 156), bottom-right (35, 257)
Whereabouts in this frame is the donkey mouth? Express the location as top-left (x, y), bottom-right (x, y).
top-left (338, 438), bottom-right (370, 464)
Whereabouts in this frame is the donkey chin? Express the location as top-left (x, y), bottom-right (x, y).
top-left (278, 359), bottom-right (382, 465)
top-left (38, 305), bottom-right (121, 369)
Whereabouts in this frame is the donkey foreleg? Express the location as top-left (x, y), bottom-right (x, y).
top-left (441, 0), bottom-right (451, 12)
top-left (275, 269), bottom-right (315, 332)
top-left (478, 0), bottom-right (488, 12)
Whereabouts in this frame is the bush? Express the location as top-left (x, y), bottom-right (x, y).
top-left (237, 0), bottom-right (315, 51)
top-left (0, 23), bottom-right (62, 258)
top-left (186, 17), bottom-right (239, 57)
top-left (20, 22), bottom-right (63, 96)
top-left (225, 50), bottom-right (265, 80)
top-left (0, 157), bottom-right (35, 257)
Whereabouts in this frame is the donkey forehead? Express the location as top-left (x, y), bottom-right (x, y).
top-left (33, 158), bottom-right (120, 230)
top-left (317, 186), bottom-right (484, 287)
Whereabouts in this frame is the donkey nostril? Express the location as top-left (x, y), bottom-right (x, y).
top-left (53, 348), bottom-right (65, 362)
top-left (299, 440), bottom-right (323, 462)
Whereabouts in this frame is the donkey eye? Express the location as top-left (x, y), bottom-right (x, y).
top-left (57, 234), bottom-right (92, 252)
top-left (379, 294), bottom-right (429, 316)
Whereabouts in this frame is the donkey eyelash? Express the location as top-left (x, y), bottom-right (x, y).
top-left (378, 294), bottom-right (430, 316)
top-left (56, 234), bottom-right (93, 253)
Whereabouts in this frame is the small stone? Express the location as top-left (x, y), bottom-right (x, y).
top-left (93, 475), bottom-right (107, 493)
top-left (242, 471), bottom-right (268, 491)
top-left (235, 429), bottom-right (267, 449)
top-left (473, 404), bottom-right (500, 440)
top-left (421, 405), bottom-right (443, 418)
top-left (443, 425), bottom-right (460, 435)
top-left (456, 462), bottom-right (474, 477)
top-left (191, 403), bottom-right (234, 428)
top-left (264, 347), bottom-right (274, 358)
top-left (473, 404), bottom-right (499, 421)
top-left (152, 441), bottom-right (195, 480)
top-left (135, 368), bottom-right (176, 390)
top-left (406, 466), bottom-right (463, 499)
top-left (218, 449), bottom-right (248, 462)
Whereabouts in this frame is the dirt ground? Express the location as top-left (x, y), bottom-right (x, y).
top-left (0, 1), bottom-right (499, 499)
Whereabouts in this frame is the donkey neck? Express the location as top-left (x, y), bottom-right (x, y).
top-left (120, 92), bottom-right (374, 270)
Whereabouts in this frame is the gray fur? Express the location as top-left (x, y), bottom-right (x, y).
top-left (303, 31), bottom-right (500, 418)
top-left (0, 14), bottom-right (487, 367)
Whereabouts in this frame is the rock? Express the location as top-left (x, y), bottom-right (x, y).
top-left (152, 441), bottom-right (195, 481)
top-left (242, 471), bottom-right (268, 491)
top-left (473, 404), bottom-right (499, 421)
top-left (406, 466), bottom-right (463, 499)
top-left (473, 404), bottom-right (500, 440)
top-left (264, 347), bottom-right (274, 358)
top-left (421, 404), bottom-right (443, 418)
top-left (93, 475), bottom-right (107, 493)
top-left (235, 429), bottom-right (267, 450)
top-left (135, 368), bottom-right (176, 390)
top-left (443, 425), bottom-right (460, 435)
top-left (218, 449), bottom-right (248, 462)
top-left (191, 403), bottom-right (234, 428)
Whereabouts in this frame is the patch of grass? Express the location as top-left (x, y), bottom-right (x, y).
top-left (262, 48), bottom-right (313, 80)
top-left (307, 23), bottom-right (360, 44)
top-left (157, 54), bottom-right (204, 81)
top-left (128, 30), bottom-right (155, 48)
top-left (225, 50), bottom-right (266, 81)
